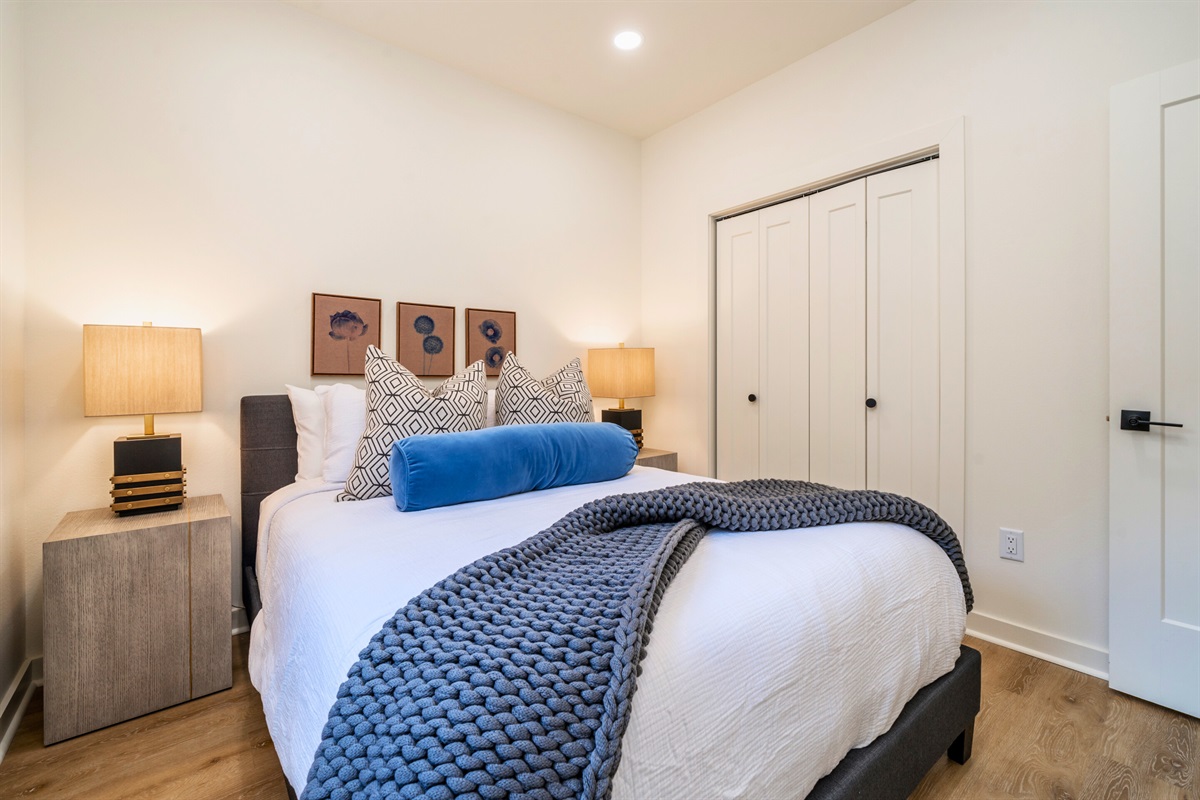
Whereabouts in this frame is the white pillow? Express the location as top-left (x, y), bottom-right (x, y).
top-left (284, 384), bottom-right (332, 481)
top-left (485, 389), bottom-right (497, 428)
top-left (321, 383), bottom-right (367, 484)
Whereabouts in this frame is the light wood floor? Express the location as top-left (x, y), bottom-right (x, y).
top-left (912, 638), bottom-right (1197, 800)
top-left (0, 634), bottom-right (1194, 799)
top-left (0, 633), bottom-right (286, 799)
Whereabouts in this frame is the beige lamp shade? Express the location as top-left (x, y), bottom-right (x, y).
top-left (587, 346), bottom-right (655, 400)
top-left (83, 324), bottom-right (203, 418)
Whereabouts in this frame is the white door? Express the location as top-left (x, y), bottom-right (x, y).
top-left (716, 211), bottom-right (760, 481)
top-left (716, 198), bottom-right (809, 481)
top-left (759, 199), bottom-right (810, 480)
top-left (1109, 60), bottom-right (1200, 717)
top-left (809, 179), bottom-right (867, 489)
top-left (866, 160), bottom-right (941, 508)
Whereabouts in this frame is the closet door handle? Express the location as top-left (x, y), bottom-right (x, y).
top-left (748, 394), bottom-right (757, 403)
top-left (865, 398), bottom-right (877, 409)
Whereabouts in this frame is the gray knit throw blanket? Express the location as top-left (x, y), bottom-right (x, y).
top-left (301, 479), bottom-right (972, 800)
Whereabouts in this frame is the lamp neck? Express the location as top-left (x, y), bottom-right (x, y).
top-left (617, 399), bottom-right (626, 410)
top-left (144, 414), bottom-right (155, 436)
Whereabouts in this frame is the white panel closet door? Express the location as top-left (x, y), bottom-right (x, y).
top-left (716, 212), bottom-right (760, 481)
top-left (866, 160), bottom-right (941, 507)
top-left (760, 199), bottom-right (810, 479)
top-left (809, 180), bottom-right (867, 489)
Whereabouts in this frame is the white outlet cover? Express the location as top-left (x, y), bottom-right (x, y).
top-left (1000, 527), bottom-right (1024, 562)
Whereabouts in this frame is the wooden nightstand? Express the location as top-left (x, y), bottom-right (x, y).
top-left (635, 448), bottom-right (678, 471)
top-left (42, 495), bottom-right (232, 744)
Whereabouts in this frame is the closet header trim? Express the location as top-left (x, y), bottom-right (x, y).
top-left (713, 150), bottom-right (939, 223)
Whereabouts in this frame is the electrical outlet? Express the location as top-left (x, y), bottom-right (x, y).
top-left (1000, 528), bottom-right (1024, 562)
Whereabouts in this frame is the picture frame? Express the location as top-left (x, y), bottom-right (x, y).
top-left (465, 308), bottom-right (516, 376)
top-left (396, 302), bottom-right (455, 377)
top-left (311, 293), bottom-right (382, 376)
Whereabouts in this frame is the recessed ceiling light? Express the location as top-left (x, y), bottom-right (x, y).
top-left (614, 31), bottom-right (643, 51)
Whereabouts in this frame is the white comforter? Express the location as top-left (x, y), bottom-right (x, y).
top-left (249, 467), bottom-right (965, 799)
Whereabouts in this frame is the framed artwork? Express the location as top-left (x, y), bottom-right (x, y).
top-left (311, 293), bottom-right (381, 376)
top-left (466, 308), bottom-right (516, 376)
top-left (397, 302), bottom-right (455, 377)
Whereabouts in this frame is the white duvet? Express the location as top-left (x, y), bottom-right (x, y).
top-left (249, 467), bottom-right (966, 799)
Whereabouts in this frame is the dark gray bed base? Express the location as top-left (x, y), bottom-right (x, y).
top-left (240, 395), bottom-right (979, 800)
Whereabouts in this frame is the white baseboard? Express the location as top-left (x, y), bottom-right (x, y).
top-left (231, 606), bottom-right (249, 636)
top-left (967, 611), bottom-right (1109, 680)
top-left (0, 657), bottom-right (37, 767)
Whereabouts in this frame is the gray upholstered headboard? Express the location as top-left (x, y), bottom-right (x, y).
top-left (239, 395), bottom-right (298, 621)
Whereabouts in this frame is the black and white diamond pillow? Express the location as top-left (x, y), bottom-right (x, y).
top-left (496, 353), bottom-right (593, 426)
top-left (338, 346), bottom-right (486, 501)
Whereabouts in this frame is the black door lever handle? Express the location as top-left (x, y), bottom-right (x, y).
top-left (1120, 409), bottom-right (1184, 431)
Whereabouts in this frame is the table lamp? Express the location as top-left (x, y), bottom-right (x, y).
top-left (83, 323), bottom-right (203, 515)
top-left (587, 343), bottom-right (654, 448)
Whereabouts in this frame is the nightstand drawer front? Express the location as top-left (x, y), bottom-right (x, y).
top-left (43, 524), bottom-right (191, 744)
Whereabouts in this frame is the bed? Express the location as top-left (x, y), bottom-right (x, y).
top-left (241, 394), bottom-right (980, 800)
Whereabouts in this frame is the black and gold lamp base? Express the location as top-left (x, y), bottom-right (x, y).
top-left (602, 408), bottom-right (644, 449)
top-left (110, 434), bottom-right (187, 515)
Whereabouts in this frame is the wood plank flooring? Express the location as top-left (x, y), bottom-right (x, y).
top-left (0, 634), bottom-right (1194, 799)
top-left (911, 638), bottom-right (1198, 800)
top-left (0, 633), bottom-right (286, 799)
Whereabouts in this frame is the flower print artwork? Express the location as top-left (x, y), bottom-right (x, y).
top-left (478, 319), bottom-right (502, 344)
top-left (329, 310), bottom-right (368, 341)
top-left (466, 308), bottom-right (516, 377)
top-left (312, 293), bottom-right (381, 376)
top-left (413, 315), bottom-right (435, 335)
top-left (397, 303), bottom-right (455, 377)
top-left (420, 332), bottom-right (444, 375)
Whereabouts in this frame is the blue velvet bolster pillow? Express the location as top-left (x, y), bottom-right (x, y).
top-left (389, 422), bottom-right (638, 511)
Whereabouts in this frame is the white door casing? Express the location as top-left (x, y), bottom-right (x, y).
top-left (1109, 60), bottom-right (1200, 717)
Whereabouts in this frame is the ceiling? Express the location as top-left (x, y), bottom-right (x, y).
top-left (285, 1), bottom-right (911, 139)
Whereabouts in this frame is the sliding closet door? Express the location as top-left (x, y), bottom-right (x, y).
top-left (809, 180), bottom-right (867, 489)
top-left (866, 160), bottom-right (941, 507)
top-left (716, 212), bottom-right (760, 480)
top-left (760, 199), bottom-right (810, 479)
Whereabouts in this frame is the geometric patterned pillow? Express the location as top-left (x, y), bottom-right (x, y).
top-left (337, 346), bottom-right (486, 501)
top-left (495, 353), bottom-right (593, 426)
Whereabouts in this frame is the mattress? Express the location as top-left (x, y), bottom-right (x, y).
top-left (248, 466), bottom-right (966, 799)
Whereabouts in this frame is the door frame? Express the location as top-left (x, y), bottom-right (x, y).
top-left (708, 118), bottom-right (966, 541)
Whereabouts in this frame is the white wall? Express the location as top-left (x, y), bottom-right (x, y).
top-left (20, 0), bottom-right (642, 655)
top-left (0, 0), bottom-right (29, 715)
top-left (640, 0), bottom-right (1200, 672)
